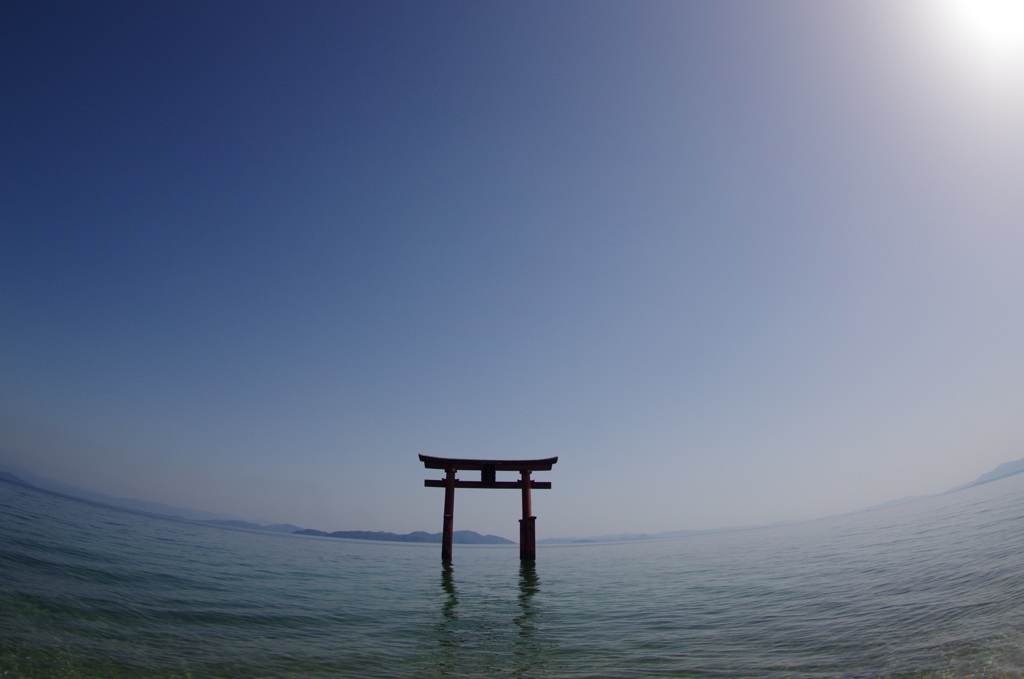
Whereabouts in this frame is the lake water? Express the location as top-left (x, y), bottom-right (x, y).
top-left (2, 473), bottom-right (1023, 678)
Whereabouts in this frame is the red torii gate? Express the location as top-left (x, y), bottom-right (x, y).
top-left (419, 454), bottom-right (558, 561)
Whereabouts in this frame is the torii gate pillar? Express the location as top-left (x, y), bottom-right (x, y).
top-left (519, 469), bottom-right (536, 560)
top-left (442, 467), bottom-right (456, 561)
top-left (420, 455), bottom-right (558, 562)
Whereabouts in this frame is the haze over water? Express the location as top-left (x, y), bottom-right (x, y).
top-left (3, 471), bottom-right (1023, 677)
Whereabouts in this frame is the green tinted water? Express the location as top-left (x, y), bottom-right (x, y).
top-left (2, 474), bottom-right (1023, 677)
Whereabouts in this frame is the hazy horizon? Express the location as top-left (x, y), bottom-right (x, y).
top-left (2, 455), bottom-right (1019, 541)
top-left (3, 1), bottom-right (1023, 540)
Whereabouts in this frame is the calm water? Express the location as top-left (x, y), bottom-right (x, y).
top-left (2, 474), bottom-right (1023, 678)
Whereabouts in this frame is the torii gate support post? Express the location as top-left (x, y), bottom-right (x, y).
top-left (442, 467), bottom-right (455, 562)
top-left (420, 455), bottom-right (557, 562)
top-left (519, 469), bottom-right (535, 561)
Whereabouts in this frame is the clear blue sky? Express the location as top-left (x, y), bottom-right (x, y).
top-left (3, 1), bottom-right (1023, 539)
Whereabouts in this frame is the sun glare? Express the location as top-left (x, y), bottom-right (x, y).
top-left (936, 0), bottom-right (1024, 68)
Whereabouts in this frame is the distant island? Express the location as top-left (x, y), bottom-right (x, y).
top-left (294, 528), bottom-right (513, 545)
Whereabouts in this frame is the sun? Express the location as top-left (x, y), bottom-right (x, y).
top-left (935, 0), bottom-right (1024, 69)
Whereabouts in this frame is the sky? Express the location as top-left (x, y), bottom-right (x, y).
top-left (2, 1), bottom-right (1023, 540)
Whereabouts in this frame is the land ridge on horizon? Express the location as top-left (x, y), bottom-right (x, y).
top-left (294, 528), bottom-right (513, 545)
top-left (2, 457), bottom-right (1022, 545)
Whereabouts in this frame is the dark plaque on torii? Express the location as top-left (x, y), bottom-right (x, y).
top-left (419, 454), bottom-right (558, 561)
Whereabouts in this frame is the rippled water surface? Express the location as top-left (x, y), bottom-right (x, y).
top-left (2, 474), bottom-right (1023, 677)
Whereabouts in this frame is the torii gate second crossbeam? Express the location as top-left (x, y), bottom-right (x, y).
top-left (419, 454), bottom-right (558, 561)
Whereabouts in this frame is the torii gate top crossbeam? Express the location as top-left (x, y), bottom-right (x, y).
top-left (418, 454), bottom-right (558, 472)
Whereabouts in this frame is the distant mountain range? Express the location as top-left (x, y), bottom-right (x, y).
top-left (3, 457), bottom-right (1023, 545)
top-left (0, 464), bottom-right (511, 543)
top-left (295, 528), bottom-right (513, 545)
top-left (200, 519), bottom-right (304, 534)
top-left (860, 457), bottom-right (1024, 512)
top-left (541, 457), bottom-right (1024, 544)
top-left (947, 458), bottom-right (1024, 492)
top-left (0, 463), bottom-right (242, 522)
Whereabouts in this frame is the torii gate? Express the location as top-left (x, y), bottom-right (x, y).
top-left (419, 454), bottom-right (558, 561)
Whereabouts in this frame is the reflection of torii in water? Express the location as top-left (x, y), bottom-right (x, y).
top-left (419, 454), bottom-right (558, 561)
